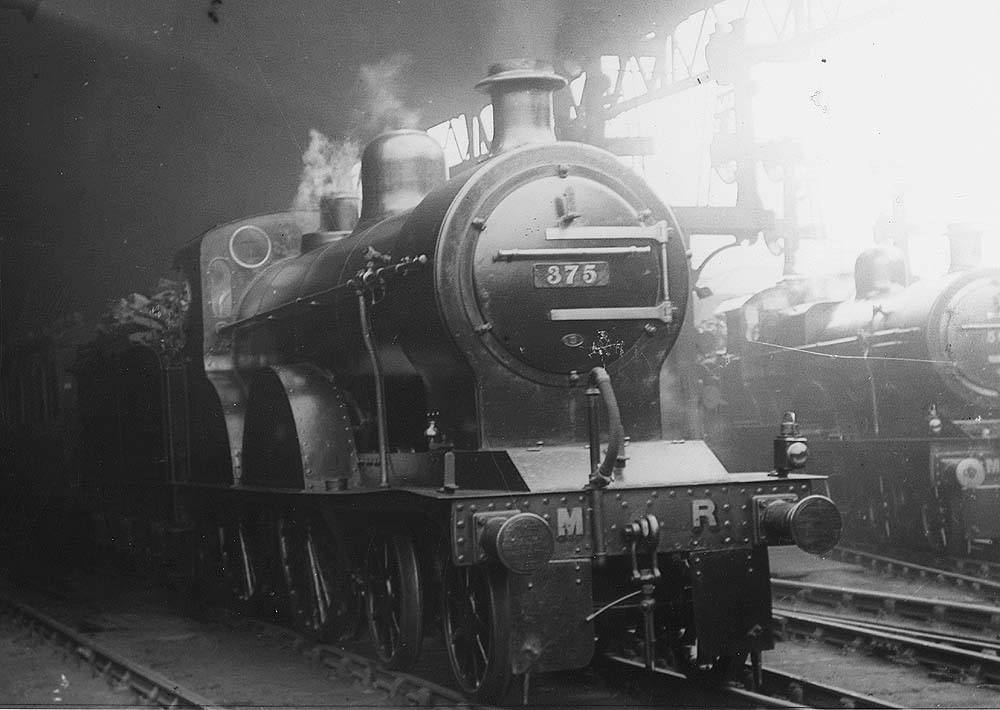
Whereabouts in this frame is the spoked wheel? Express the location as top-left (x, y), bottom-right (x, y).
top-left (364, 527), bottom-right (423, 669)
top-left (278, 511), bottom-right (360, 641)
top-left (219, 513), bottom-right (280, 614)
top-left (219, 517), bottom-right (258, 608)
top-left (442, 559), bottom-right (512, 703)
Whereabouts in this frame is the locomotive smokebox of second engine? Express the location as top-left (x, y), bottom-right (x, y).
top-left (475, 59), bottom-right (567, 154)
top-left (359, 130), bottom-right (447, 223)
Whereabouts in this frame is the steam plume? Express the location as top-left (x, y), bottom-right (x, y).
top-left (355, 53), bottom-right (420, 139)
top-left (291, 53), bottom-right (420, 211)
top-left (291, 130), bottom-right (359, 211)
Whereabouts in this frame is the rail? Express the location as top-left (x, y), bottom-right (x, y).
top-left (774, 608), bottom-right (1000, 684)
top-left (772, 577), bottom-right (1000, 634)
top-left (309, 642), bottom-right (474, 707)
top-left (603, 652), bottom-right (901, 708)
top-left (830, 546), bottom-right (1000, 597)
top-left (0, 590), bottom-right (222, 709)
top-left (777, 606), bottom-right (1000, 656)
top-left (229, 615), bottom-right (478, 708)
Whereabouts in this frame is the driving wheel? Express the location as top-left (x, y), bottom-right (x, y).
top-left (278, 511), bottom-right (359, 641)
top-left (364, 527), bottom-right (423, 669)
top-left (219, 516), bottom-right (261, 611)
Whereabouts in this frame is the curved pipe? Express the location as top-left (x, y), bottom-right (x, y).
top-left (588, 367), bottom-right (624, 486)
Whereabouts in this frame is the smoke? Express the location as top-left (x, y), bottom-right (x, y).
top-left (291, 53), bottom-right (419, 211)
top-left (291, 130), bottom-right (360, 211)
top-left (355, 52), bottom-right (420, 138)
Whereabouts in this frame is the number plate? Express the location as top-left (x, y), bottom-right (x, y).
top-left (533, 262), bottom-right (610, 288)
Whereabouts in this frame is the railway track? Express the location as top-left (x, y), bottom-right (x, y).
top-left (202, 614), bottom-right (910, 708)
top-left (948, 554), bottom-right (1000, 580)
top-left (773, 607), bottom-right (1000, 685)
top-left (0, 567), bottom-right (471, 708)
top-left (782, 607), bottom-right (1000, 656)
top-left (2, 569), bottom-right (907, 709)
top-left (830, 546), bottom-right (1000, 597)
top-left (9, 552), bottom-right (986, 708)
top-left (772, 566), bottom-right (1000, 691)
top-left (603, 652), bottom-right (902, 708)
top-left (5, 574), bottom-right (893, 710)
top-left (250, 622), bottom-right (473, 707)
top-left (766, 548), bottom-right (1000, 706)
top-left (772, 577), bottom-right (1000, 636)
top-left (0, 590), bottom-right (222, 709)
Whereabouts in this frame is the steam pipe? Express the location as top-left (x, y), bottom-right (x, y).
top-left (587, 367), bottom-right (624, 488)
top-left (357, 291), bottom-right (389, 487)
top-left (585, 366), bottom-right (623, 567)
top-left (586, 384), bottom-right (601, 473)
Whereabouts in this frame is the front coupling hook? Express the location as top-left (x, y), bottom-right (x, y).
top-left (623, 514), bottom-right (661, 669)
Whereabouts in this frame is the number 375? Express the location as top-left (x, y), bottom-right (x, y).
top-left (545, 263), bottom-right (599, 286)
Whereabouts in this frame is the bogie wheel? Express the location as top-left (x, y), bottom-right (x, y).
top-left (278, 512), bottom-right (360, 642)
top-left (442, 559), bottom-right (512, 703)
top-left (364, 527), bottom-right (423, 669)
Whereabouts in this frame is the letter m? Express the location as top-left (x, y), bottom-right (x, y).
top-left (557, 506), bottom-right (584, 537)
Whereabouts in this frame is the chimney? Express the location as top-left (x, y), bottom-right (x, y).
top-left (358, 130), bottom-right (447, 223)
top-left (946, 222), bottom-right (984, 272)
top-left (319, 194), bottom-right (360, 232)
top-left (302, 194), bottom-right (361, 253)
top-left (475, 59), bottom-right (568, 154)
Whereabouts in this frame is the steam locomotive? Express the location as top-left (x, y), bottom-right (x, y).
top-left (702, 236), bottom-right (1000, 557)
top-left (1, 61), bottom-right (841, 702)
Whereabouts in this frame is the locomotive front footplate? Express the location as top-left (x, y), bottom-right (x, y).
top-left (446, 474), bottom-right (834, 673)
